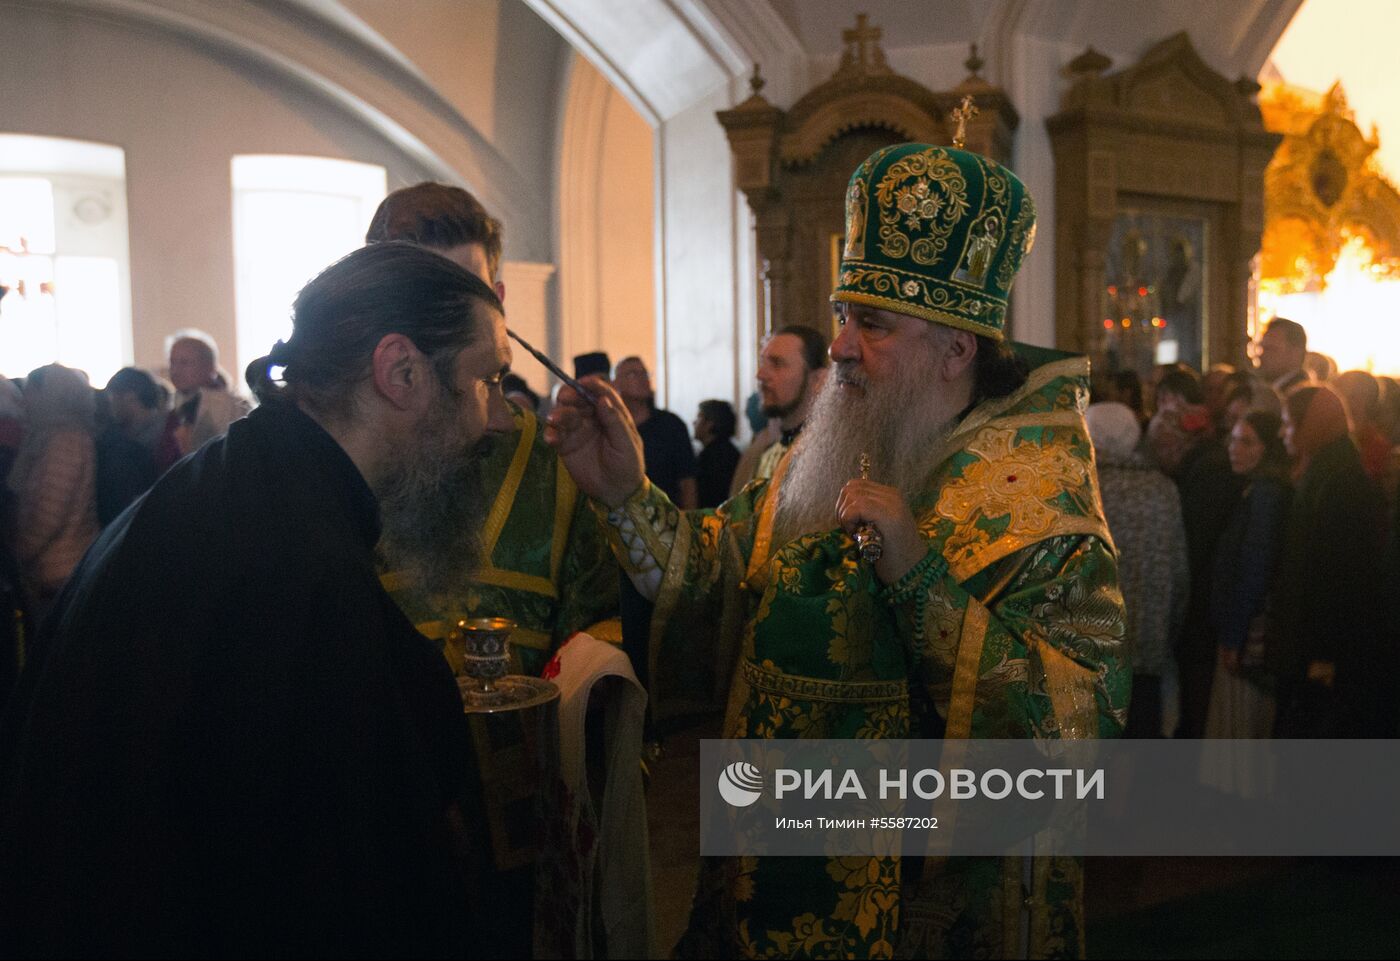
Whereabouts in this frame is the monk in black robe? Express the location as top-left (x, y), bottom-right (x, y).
top-left (0, 243), bottom-right (516, 958)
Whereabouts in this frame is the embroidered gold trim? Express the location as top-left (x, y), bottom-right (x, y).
top-left (649, 514), bottom-right (693, 692)
top-left (830, 290), bottom-right (1003, 339)
top-left (945, 599), bottom-right (990, 740)
top-left (975, 545), bottom-right (1036, 608)
top-left (985, 411), bottom-right (1087, 432)
top-left (595, 499), bottom-right (642, 579)
top-left (471, 565), bottom-right (557, 598)
top-left (583, 617), bottom-right (624, 644)
top-left (481, 412), bottom-right (536, 559)
top-left (510, 626), bottom-right (552, 651)
top-left (930, 357), bottom-right (1091, 468)
top-left (741, 660), bottom-right (908, 704)
top-left (1038, 638), bottom-right (1099, 740)
top-left (467, 411), bottom-right (563, 597)
top-left (746, 447), bottom-right (794, 590)
top-left (550, 456), bottom-right (575, 584)
top-left (623, 481), bottom-right (676, 576)
top-left (385, 413), bottom-right (566, 602)
top-left (947, 516), bottom-right (1112, 584)
top-left (415, 618), bottom-right (449, 640)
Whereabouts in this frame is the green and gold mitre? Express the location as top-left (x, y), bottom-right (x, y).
top-left (831, 142), bottom-right (1036, 340)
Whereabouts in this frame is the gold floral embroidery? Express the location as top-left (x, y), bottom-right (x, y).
top-left (838, 266), bottom-right (999, 321)
top-left (936, 427), bottom-right (1089, 541)
top-left (1031, 576), bottom-right (1126, 660)
top-left (853, 700), bottom-right (906, 738)
top-left (828, 856), bottom-right (900, 948)
top-left (734, 856), bottom-right (758, 903)
top-left (997, 193), bottom-right (1037, 290)
top-left (874, 148), bottom-right (969, 265)
top-left (764, 912), bottom-right (841, 957)
top-left (895, 177), bottom-right (943, 230)
top-left (922, 579), bottom-right (964, 669)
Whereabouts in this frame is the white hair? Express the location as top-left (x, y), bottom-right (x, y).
top-left (164, 328), bottom-right (220, 366)
top-left (772, 324), bottom-right (958, 548)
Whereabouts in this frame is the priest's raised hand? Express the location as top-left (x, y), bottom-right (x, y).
top-left (544, 375), bottom-right (646, 508)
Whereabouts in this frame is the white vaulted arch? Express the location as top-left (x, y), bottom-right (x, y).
top-left (25, 0), bottom-right (552, 260)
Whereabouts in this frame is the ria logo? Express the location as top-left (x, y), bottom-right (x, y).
top-left (717, 761), bottom-right (764, 807)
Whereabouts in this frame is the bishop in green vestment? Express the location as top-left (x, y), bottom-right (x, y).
top-left (546, 143), bottom-right (1130, 959)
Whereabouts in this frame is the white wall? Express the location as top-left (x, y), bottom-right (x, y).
top-left (341, 0), bottom-right (567, 205)
top-left (0, 1), bottom-right (569, 389)
top-left (656, 86), bottom-right (741, 424)
top-left (0, 3), bottom-right (437, 383)
top-left (554, 54), bottom-right (657, 394)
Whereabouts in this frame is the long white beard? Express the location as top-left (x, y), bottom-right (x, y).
top-left (772, 339), bottom-right (959, 549)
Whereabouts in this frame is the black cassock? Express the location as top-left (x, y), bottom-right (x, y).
top-left (1, 399), bottom-right (491, 958)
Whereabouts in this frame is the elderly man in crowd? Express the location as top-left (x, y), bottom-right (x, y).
top-left (156, 329), bottom-right (250, 471)
top-left (548, 142), bottom-right (1127, 958)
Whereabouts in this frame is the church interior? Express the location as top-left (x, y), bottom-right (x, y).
top-left (3, 0), bottom-right (1400, 958)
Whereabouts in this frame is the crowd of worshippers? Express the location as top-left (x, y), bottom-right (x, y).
top-left (0, 150), bottom-right (1394, 959)
top-left (1087, 315), bottom-right (1400, 742)
top-left (0, 176), bottom-right (850, 957)
top-left (0, 335), bottom-right (250, 633)
top-left (0, 328), bottom-right (830, 673)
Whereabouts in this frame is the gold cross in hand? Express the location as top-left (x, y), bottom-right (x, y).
top-left (855, 453), bottom-right (882, 563)
top-left (952, 95), bottom-right (979, 149)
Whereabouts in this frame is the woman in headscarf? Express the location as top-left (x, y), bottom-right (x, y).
top-left (8, 364), bottom-right (100, 625)
top-left (1205, 411), bottom-right (1290, 739)
top-left (1146, 400), bottom-right (1244, 738)
top-left (1087, 401), bottom-right (1190, 737)
top-left (1271, 386), bottom-right (1389, 737)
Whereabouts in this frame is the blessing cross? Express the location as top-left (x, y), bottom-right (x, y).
top-left (842, 14), bottom-right (882, 69)
top-left (951, 95), bottom-right (979, 149)
top-left (855, 454), bottom-right (883, 564)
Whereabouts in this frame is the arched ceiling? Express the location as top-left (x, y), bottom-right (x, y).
top-left (768, 0), bottom-right (1300, 80)
top-left (20, 0), bottom-right (557, 258)
top-left (19, 0), bottom-right (1306, 256)
top-left (529, 0), bottom-right (1304, 121)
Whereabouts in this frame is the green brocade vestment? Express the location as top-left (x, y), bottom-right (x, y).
top-left (604, 358), bottom-right (1129, 959)
top-left (383, 406), bottom-right (621, 677)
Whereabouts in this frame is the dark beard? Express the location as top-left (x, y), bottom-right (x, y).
top-left (761, 379), bottom-right (806, 420)
top-left (375, 406), bottom-right (493, 596)
top-left (762, 398), bottom-right (795, 419)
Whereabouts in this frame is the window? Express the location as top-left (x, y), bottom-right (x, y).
top-left (231, 156), bottom-right (387, 379)
top-left (0, 135), bottom-right (130, 383)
